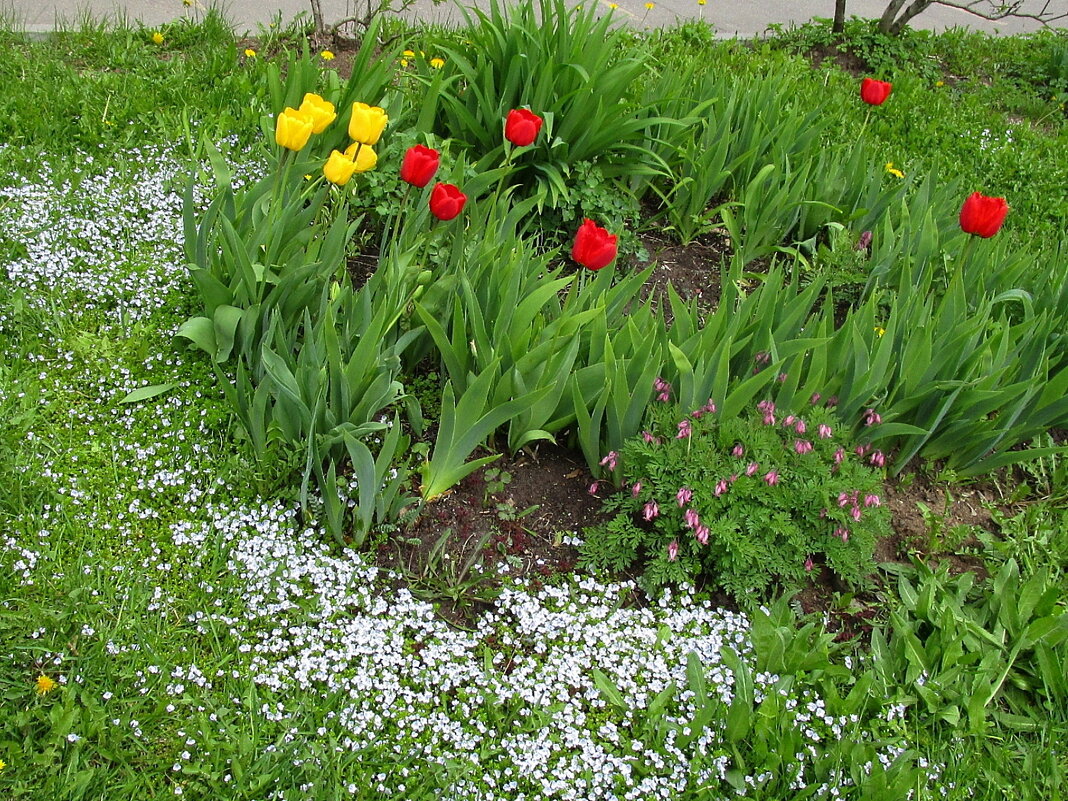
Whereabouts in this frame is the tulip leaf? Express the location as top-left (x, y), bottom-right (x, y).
top-left (174, 316), bottom-right (217, 358)
top-left (119, 383), bottom-right (177, 405)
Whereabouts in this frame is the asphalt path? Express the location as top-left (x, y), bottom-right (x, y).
top-left (8, 0), bottom-right (1061, 37)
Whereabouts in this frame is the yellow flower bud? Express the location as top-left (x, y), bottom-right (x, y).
top-left (348, 102), bottom-right (388, 145)
top-left (275, 108), bottom-right (314, 151)
top-left (299, 93), bottom-right (337, 134)
top-left (344, 142), bottom-right (378, 173)
top-left (323, 150), bottom-right (358, 186)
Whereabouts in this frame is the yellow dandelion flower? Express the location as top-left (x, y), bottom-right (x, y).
top-left (151, 31), bottom-right (164, 45)
top-left (403, 49), bottom-right (415, 57)
top-left (935, 80), bottom-right (944, 87)
top-left (608, 2), bottom-right (618, 7)
top-left (885, 162), bottom-right (904, 179)
top-left (182, 0), bottom-right (193, 5)
top-left (320, 50), bottom-right (335, 61)
top-left (36, 675), bottom-right (57, 695)
top-left (400, 59), bottom-right (409, 67)
top-left (430, 57), bottom-right (445, 69)
top-left (698, 0), bottom-right (706, 5)
top-left (645, 2), bottom-right (655, 8)
top-left (0, 758), bottom-right (6, 771)
top-left (874, 326), bottom-right (886, 337)
top-left (244, 48), bottom-right (256, 58)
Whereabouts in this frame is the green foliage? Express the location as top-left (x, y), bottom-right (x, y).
top-left (872, 558), bottom-right (1068, 733)
top-left (178, 39), bottom-right (420, 543)
top-left (768, 16), bottom-right (940, 80)
top-left (413, 0), bottom-right (668, 207)
top-left (582, 400), bottom-right (888, 601)
top-left (591, 596), bottom-right (928, 799)
top-left (0, 11), bottom-right (271, 150)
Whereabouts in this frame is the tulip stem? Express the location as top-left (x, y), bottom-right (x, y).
top-left (959, 234), bottom-right (976, 278)
top-left (857, 108), bottom-right (872, 143)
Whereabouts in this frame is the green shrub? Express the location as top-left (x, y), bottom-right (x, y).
top-left (582, 396), bottom-right (889, 601)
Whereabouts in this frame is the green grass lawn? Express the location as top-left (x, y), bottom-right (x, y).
top-left (1, 5), bottom-right (1066, 799)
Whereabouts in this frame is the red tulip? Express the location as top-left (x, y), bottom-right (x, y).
top-left (400, 144), bottom-right (440, 188)
top-left (959, 192), bottom-right (1008, 238)
top-left (860, 78), bottom-right (892, 106)
top-left (429, 183), bottom-right (467, 221)
top-left (504, 108), bottom-right (543, 147)
top-left (571, 218), bottom-right (618, 271)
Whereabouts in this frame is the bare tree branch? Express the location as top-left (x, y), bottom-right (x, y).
top-left (935, 0), bottom-right (1068, 24)
top-left (871, 0), bottom-right (1068, 34)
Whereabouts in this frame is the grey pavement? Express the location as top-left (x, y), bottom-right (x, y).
top-left (4, 0), bottom-right (1063, 38)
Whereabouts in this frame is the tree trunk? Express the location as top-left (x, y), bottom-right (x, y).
top-left (308, 0), bottom-right (331, 50)
top-left (877, 0), bottom-right (909, 33)
top-left (889, 0), bottom-right (935, 34)
top-left (833, 0), bottom-right (848, 33)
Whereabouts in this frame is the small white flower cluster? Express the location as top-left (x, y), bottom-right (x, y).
top-left (148, 499), bottom-right (921, 800)
top-left (1, 534), bottom-right (40, 585)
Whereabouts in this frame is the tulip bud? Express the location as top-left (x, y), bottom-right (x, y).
top-left (348, 102), bottom-right (388, 145)
top-left (860, 78), bottom-right (892, 106)
top-left (571, 218), bottom-right (618, 271)
top-left (400, 144), bottom-right (440, 188)
top-left (275, 108), bottom-right (314, 151)
top-left (343, 143), bottom-right (378, 173)
top-left (504, 108), bottom-right (543, 147)
top-left (323, 150), bottom-right (358, 186)
top-left (959, 192), bottom-right (1009, 238)
top-left (429, 183), bottom-right (467, 221)
top-left (298, 93), bottom-right (337, 133)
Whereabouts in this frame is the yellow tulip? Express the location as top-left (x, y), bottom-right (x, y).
top-left (323, 150), bottom-right (358, 186)
top-left (348, 102), bottom-right (388, 146)
top-left (299, 93), bottom-right (337, 134)
top-left (344, 142), bottom-right (378, 173)
top-left (275, 108), bottom-right (314, 151)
